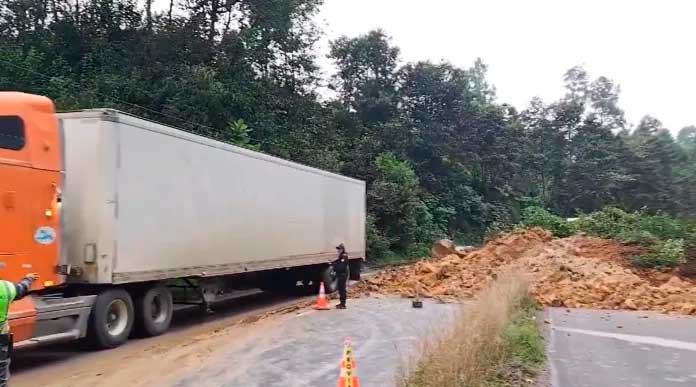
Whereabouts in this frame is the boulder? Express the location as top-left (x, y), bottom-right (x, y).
top-left (431, 239), bottom-right (456, 258)
top-left (455, 245), bottom-right (476, 256)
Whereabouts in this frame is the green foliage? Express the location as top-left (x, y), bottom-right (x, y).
top-left (368, 153), bottom-right (444, 251)
top-left (365, 215), bottom-right (391, 261)
top-left (227, 119), bottom-right (260, 151)
top-left (484, 221), bottom-right (515, 241)
top-left (571, 207), bottom-right (695, 245)
top-left (503, 296), bottom-right (546, 368)
top-left (515, 206), bottom-right (693, 269)
top-left (570, 207), bottom-right (639, 239)
top-left (520, 206), bottom-right (572, 237)
top-left (633, 239), bottom-right (686, 268)
top-left (614, 229), bottom-right (659, 246)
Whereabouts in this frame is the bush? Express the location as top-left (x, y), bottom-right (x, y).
top-left (614, 229), bottom-right (660, 246)
top-left (503, 297), bottom-right (545, 367)
top-left (571, 207), bottom-right (695, 245)
top-left (368, 153), bottom-right (445, 253)
top-left (635, 213), bottom-right (692, 242)
top-left (366, 215), bottom-right (392, 260)
top-left (633, 239), bottom-right (686, 268)
top-left (512, 206), bottom-right (694, 269)
top-left (632, 239), bottom-right (686, 268)
top-left (402, 243), bottom-right (431, 259)
top-left (570, 207), bottom-right (638, 239)
top-left (520, 206), bottom-right (572, 237)
top-left (484, 221), bottom-right (515, 240)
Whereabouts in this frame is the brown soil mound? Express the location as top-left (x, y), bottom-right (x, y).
top-left (353, 228), bottom-right (553, 300)
top-left (356, 229), bottom-right (696, 315)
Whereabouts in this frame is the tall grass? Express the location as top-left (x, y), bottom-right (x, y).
top-left (398, 273), bottom-right (538, 387)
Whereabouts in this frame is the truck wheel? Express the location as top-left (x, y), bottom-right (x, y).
top-left (88, 289), bottom-right (134, 349)
top-left (134, 285), bottom-right (173, 337)
top-left (320, 265), bottom-right (338, 293)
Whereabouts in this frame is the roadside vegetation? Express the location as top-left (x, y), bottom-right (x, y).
top-left (398, 274), bottom-right (545, 387)
top-left (516, 206), bottom-right (696, 269)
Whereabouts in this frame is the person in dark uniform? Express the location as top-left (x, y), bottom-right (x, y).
top-left (332, 244), bottom-right (349, 309)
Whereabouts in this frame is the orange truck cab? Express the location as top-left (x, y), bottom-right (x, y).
top-left (0, 92), bottom-right (88, 346)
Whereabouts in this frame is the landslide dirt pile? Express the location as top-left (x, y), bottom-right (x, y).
top-left (356, 229), bottom-right (696, 315)
top-left (353, 228), bottom-right (553, 300)
top-left (529, 236), bottom-right (696, 315)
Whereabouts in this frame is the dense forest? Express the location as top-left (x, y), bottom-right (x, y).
top-left (2, 0), bottom-right (695, 258)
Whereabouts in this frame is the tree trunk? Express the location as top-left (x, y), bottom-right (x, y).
top-left (209, 0), bottom-right (220, 41)
top-left (145, 0), bottom-right (153, 30)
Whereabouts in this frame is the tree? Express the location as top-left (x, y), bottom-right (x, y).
top-left (622, 116), bottom-right (683, 213)
top-left (675, 126), bottom-right (696, 216)
top-left (328, 29), bottom-right (400, 124)
top-left (368, 153), bottom-right (441, 250)
top-left (677, 126), bottom-right (696, 151)
top-left (559, 118), bottom-right (632, 213)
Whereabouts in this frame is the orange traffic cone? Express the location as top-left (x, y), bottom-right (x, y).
top-left (338, 337), bottom-right (360, 387)
top-left (313, 282), bottom-right (331, 310)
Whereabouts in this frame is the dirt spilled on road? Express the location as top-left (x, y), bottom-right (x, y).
top-left (355, 229), bottom-right (696, 315)
top-left (12, 297), bottom-right (310, 387)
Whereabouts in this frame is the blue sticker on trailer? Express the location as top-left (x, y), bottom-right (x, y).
top-left (34, 226), bottom-right (56, 245)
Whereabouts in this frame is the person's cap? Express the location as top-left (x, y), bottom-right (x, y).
top-left (336, 243), bottom-right (345, 250)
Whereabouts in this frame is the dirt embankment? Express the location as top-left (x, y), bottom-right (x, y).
top-left (355, 228), bottom-right (696, 315)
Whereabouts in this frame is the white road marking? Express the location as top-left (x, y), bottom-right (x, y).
top-left (553, 326), bottom-right (696, 352)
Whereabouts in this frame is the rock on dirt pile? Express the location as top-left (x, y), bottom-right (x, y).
top-left (355, 228), bottom-right (696, 315)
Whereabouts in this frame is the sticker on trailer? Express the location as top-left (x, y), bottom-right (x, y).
top-left (34, 226), bottom-right (56, 245)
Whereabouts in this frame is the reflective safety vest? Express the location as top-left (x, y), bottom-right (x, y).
top-left (0, 281), bottom-right (17, 335)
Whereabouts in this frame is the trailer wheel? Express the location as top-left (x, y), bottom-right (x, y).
top-left (88, 289), bottom-right (134, 349)
top-left (134, 284), bottom-right (174, 337)
top-left (320, 265), bottom-right (338, 293)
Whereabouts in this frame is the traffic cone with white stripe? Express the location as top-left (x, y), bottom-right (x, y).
top-left (338, 337), bottom-right (360, 387)
top-left (313, 281), bottom-right (331, 310)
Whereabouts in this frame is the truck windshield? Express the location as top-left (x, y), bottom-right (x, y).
top-left (0, 115), bottom-right (25, 151)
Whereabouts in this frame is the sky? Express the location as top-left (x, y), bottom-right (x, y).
top-left (315, 0), bottom-right (696, 133)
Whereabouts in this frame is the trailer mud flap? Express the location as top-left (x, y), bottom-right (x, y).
top-left (349, 259), bottom-right (362, 281)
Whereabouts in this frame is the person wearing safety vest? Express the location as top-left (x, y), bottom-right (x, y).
top-left (0, 273), bottom-right (38, 386)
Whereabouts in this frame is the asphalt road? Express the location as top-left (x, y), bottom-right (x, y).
top-left (171, 297), bottom-right (459, 387)
top-left (545, 308), bottom-right (696, 387)
top-left (11, 273), bottom-right (456, 387)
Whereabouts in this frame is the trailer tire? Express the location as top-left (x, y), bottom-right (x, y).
top-left (134, 285), bottom-right (174, 337)
top-left (320, 265), bottom-right (338, 293)
top-left (88, 289), bottom-right (135, 349)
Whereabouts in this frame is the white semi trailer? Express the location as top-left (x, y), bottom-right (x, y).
top-left (5, 101), bottom-right (365, 350)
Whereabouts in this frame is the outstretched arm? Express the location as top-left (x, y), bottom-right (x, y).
top-left (14, 274), bottom-right (38, 301)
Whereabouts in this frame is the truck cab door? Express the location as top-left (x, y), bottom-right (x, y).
top-left (0, 116), bottom-right (31, 257)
